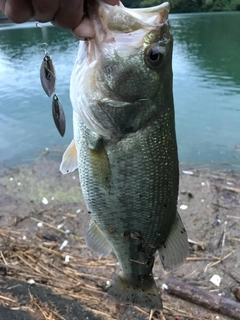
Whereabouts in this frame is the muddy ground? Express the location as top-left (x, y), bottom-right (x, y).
top-left (0, 153), bottom-right (240, 320)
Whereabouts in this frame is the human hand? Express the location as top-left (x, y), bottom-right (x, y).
top-left (0, 0), bottom-right (119, 39)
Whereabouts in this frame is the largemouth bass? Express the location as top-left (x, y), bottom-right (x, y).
top-left (61, 0), bottom-right (189, 310)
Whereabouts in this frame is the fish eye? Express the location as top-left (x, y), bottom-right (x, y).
top-left (144, 45), bottom-right (165, 69)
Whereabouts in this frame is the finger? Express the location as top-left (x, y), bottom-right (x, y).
top-left (103, 0), bottom-right (119, 4)
top-left (32, 0), bottom-right (59, 23)
top-left (52, 0), bottom-right (84, 30)
top-left (3, 0), bottom-right (33, 23)
top-left (72, 16), bottom-right (95, 40)
top-left (0, 0), bottom-right (6, 12)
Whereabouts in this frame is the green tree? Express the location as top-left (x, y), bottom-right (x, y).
top-left (122, 0), bottom-right (142, 7)
top-left (131, 0), bottom-right (203, 12)
top-left (229, 0), bottom-right (240, 9)
top-left (122, 0), bottom-right (240, 11)
top-left (139, 0), bottom-right (178, 8)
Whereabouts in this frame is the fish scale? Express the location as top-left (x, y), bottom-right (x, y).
top-left (74, 108), bottom-right (178, 265)
top-left (61, 0), bottom-right (189, 310)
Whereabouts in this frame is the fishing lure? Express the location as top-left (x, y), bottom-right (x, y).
top-left (36, 23), bottom-right (56, 97)
top-left (40, 49), bottom-right (56, 97)
top-left (52, 94), bottom-right (66, 137)
top-left (37, 23), bottom-right (66, 136)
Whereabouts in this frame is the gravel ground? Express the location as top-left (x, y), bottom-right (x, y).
top-left (0, 158), bottom-right (240, 320)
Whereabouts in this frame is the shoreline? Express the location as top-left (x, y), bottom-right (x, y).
top-left (0, 158), bottom-right (240, 319)
top-left (1, 149), bottom-right (239, 174)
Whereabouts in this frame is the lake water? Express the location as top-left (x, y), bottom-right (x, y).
top-left (0, 12), bottom-right (240, 170)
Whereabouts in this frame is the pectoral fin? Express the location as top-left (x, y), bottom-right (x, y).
top-left (85, 221), bottom-right (112, 258)
top-left (86, 130), bottom-right (111, 190)
top-left (86, 130), bottom-right (103, 150)
top-left (158, 211), bottom-right (189, 271)
top-left (60, 139), bottom-right (78, 174)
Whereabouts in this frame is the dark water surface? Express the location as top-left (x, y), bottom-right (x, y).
top-left (0, 12), bottom-right (240, 170)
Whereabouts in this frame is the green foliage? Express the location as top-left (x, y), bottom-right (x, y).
top-left (139, 0), bottom-right (179, 9)
top-left (170, 0), bottom-right (203, 13)
top-left (122, 0), bottom-right (142, 7)
top-left (202, 0), bottom-right (240, 11)
top-left (229, 0), bottom-right (240, 10)
top-left (122, 0), bottom-right (240, 11)
top-left (139, 0), bottom-right (162, 7)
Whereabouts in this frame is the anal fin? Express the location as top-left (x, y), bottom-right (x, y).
top-left (158, 211), bottom-right (189, 271)
top-left (60, 139), bottom-right (78, 174)
top-left (85, 221), bottom-right (112, 258)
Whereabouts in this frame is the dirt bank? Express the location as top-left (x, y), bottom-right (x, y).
top-left (0, 158), bottom-right (240, 320)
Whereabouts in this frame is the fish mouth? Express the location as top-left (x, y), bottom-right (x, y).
top-left (85, 1), bottom-right (170, 63)
top-left (93, 1), bottom-right (170, 32)
top-left (71, 1), bottom-right (171, 136)
top-left (83, 0), bottom-right (171, 104)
